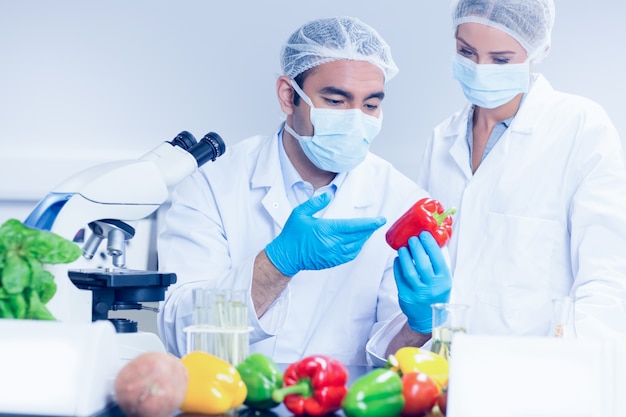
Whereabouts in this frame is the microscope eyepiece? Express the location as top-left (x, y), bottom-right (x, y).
top-left (170, 131), bottom-right (197, 150)
top-left (189, 132), bottom-right (226, 167)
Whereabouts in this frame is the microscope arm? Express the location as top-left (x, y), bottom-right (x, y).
top-left (23, 131), bottom-right (226, 324)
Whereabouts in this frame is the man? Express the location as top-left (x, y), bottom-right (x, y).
top-left (157, 16), bottom-right (450, 366)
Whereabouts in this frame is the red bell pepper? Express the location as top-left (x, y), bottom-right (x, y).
top-left (386, 198), bottom-right (456, 250)
top-left (271, 355), bottom-right (348, 416)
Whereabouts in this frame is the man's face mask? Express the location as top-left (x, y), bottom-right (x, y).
top-left (452, 54), bottom-right (530, 109)
top-left (284, 79), bottom-right (383, 173)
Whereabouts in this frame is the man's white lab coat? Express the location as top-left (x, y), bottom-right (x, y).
top-left (157, 126), bottom-right (427, 365)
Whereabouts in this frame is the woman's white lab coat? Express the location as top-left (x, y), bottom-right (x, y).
top-left (157, 126), bottom-right (426, 365)
top-left (417, 74), bottom-right (626, 338)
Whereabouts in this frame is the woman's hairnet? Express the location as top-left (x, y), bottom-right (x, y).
top-left (451, 0), bottom-right (555, 62)
top-left (280, 16), bottom-right (399, 82)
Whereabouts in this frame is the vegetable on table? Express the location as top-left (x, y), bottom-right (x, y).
top-left (180, 350), bottom-right (247, 415)
top-left (385, 198), bottom-right (456, 250)
top-left (399, 372), bottom-right (440, 416)
top-left (236, 353), bottom-right (283, 410)
top-left (438, 387), bottom-right (448, 416)
top-left (114, 351), bottom-right (188, 417)
top-left (0, 218), bottom-right (82, 320)
top-left (388, 347), bottom-right (449, 393)
top-left (341, 368), bottom-right (405, 417)
top-left (271, 354), bottom-right (349, 416)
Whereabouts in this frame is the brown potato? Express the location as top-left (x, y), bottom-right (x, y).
top-left (114, 351), bottom-right (189, 417)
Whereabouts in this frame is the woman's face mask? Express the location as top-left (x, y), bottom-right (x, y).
top-left (284, 79), bottom-right (382, 173)
top-left (452, 54), bottom-right (530, 109)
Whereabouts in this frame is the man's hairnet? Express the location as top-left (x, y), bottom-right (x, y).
top-left (280, 16), bottom-right (399, 82)
top-left (451, 0), bottom-right (555, 62)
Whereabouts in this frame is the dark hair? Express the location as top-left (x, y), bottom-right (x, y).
top-left (292, 67), bottom-right (316, 106)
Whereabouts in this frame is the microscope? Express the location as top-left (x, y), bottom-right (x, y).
top-left (23, 130), bottom-right (226, 358)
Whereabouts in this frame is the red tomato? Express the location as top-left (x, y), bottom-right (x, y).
top-left (400, 372), bottom-right (440, 416)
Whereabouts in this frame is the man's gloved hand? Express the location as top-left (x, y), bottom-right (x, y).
top-left (265, 193), bottom-right (386, 277)
top-left (393, 231), bottom-right (451, 334)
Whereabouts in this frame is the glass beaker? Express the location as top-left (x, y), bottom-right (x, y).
top-left (551, 296), bottom-right (576, 339)
top-left (431, 303), bottom-right (469, 360)
top-left (185, 288), bottom-right (252, 366)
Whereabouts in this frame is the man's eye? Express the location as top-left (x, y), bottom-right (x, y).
top-left (324, 98), bottom-right (343, 105)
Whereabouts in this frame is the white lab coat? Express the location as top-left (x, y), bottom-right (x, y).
top-left (417, 74), bottom-right (626, 339)
top-left (157, 125), bottom-right (427, 365)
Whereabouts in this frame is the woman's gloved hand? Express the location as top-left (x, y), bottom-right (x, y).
top-left (265, 193), bottom-right (386, 277)
top-left (394, 231), bottom-right (451, 334)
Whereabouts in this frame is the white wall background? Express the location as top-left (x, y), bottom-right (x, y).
top-left (1, 0), bottom-right (625, 211)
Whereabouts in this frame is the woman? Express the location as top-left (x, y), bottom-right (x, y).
top-left (414, 0), bottom-right (626, 339)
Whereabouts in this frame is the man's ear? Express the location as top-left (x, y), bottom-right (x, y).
top-left (276, 76), bottom-right (296, 115)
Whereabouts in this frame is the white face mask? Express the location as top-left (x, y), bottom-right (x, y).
top-left (452, 54), bottom-right (530, 109)
top-left (284, 79), bottom-right (382, 173)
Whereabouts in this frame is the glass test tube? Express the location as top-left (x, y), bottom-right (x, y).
top-left (186, 288), bottom-right (251, 366)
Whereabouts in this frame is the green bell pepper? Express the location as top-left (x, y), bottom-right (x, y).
top-left (341, 368), bottom-right (405, 417)
top-left (236, 353), bottom-right (283, 410)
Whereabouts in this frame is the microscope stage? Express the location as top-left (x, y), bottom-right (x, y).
top-left (68, 269), bottom-right (176, 288)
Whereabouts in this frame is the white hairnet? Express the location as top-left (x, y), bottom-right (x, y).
top-left (451, 0), bottom-right (555, 62)
top-left (280, 16), bottom-right (399, 82)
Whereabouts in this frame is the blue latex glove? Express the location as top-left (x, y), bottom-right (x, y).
top-left (393, 231), bottom-right (451, 334)
top-left (265, 193), bottom-right (386, 276)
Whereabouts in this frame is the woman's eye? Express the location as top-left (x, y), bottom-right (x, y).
top-left (459, 48), bottom-right (474, 57)
top-left (493, 58), bottom-right (510, 64)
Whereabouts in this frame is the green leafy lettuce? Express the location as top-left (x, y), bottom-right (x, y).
top-left (0, 219), bottom-right (82, 320)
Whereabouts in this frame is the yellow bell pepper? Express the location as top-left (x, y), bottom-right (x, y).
top-left (387, 346), bottom-right (449, 392)
top-left (180, 351), bottom-right (247, 414)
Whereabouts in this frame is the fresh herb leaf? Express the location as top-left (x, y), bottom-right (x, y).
top-left (0, 219), bottom-right (26, 252)
top-left (23, 228), bottom-right (82, 264)
top-left (26, 290), bottom-right (55, 320)
top-left (0, 218), bottom-right (82, 320)
top-left (0, 299), bottom-right (15, 318)
top-left (1, 252), bottom-right (30, 295)
top-left (38, 271), bottom-right (57, 304)
top-left (8, 293), bottom-right (27, 319)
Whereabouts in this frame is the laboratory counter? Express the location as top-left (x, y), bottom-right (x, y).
top-left (86, 402), bottom-right (445, 417)
top-left (15, 334), bottom-right (619, 417)
top-left (8, 365), bottom-right (443, 417)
